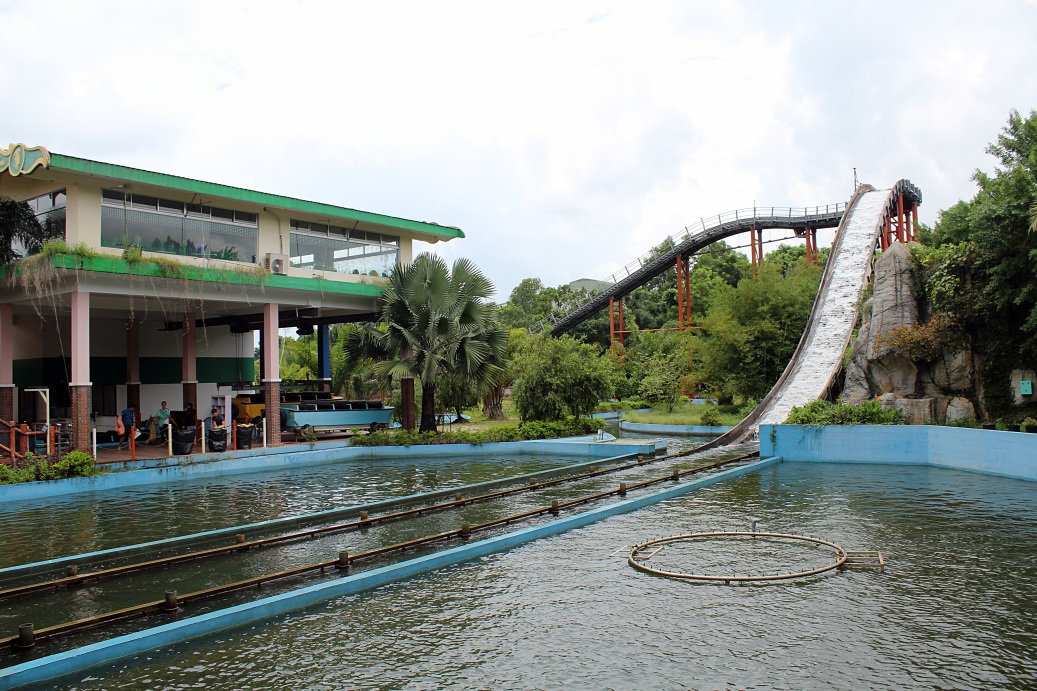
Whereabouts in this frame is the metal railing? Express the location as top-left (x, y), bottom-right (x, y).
top-left (535, 203), bottom-right (845, 336)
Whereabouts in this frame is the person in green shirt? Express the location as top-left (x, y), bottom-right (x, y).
top-left (149, 401), bottom-right (174, 443)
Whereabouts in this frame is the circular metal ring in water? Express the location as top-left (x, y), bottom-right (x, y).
top-left (628, 531), bottom-right (847, 582)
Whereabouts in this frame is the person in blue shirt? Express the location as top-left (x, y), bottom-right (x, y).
top-left (118, 404), bottom-right (136, 450)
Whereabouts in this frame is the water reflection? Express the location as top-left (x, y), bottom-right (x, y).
top-left (62, 461), bottom-right (1037, 690)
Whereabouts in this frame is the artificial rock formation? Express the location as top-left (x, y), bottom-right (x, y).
top-left (842, 241), bottom-right (979, 422)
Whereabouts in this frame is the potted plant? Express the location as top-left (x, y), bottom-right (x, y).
top-left (1023, 417), bottom-right (1037, 433)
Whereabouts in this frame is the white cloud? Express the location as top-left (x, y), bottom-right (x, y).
top-left (4, 0), bottom-right (1037, 300)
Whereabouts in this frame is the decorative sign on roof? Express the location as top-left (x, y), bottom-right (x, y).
top-left (0, 143), bottom-right (50, 177)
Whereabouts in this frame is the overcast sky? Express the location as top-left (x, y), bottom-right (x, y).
top-left (4, 1), bottom-right (1036, 301)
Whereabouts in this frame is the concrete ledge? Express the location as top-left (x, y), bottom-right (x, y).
top-left (761, 425), bottom-right (1037, 482)
top-left (620, 421), bottom-right (733, 436)
top-left (0, 438), bottom-right (658, 503)
top-left (0, 456), bottom-right (779, 690)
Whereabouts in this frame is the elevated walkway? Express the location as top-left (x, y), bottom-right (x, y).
top-left (546, 204), bottom-right (845, 336)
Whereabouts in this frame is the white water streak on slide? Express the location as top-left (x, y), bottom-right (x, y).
top-left (752, 189), bottom-right (889, 430)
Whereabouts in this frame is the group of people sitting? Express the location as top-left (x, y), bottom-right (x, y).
top-left (116, 401), bottom-right (227, 449)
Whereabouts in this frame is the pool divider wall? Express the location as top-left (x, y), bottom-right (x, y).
top-left (761, 425), bottom-right (1037, 482)
top-left (619, 421), bottom-right (734, 436)
top-left (0, 456), bottom-right (780, 691)
top-left (0, 450), bottom-right (642, 583)
top-left (0, 438), bottom-right (664, 503)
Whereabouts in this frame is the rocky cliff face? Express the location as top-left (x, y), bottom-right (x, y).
top-left (842, 241), bottom-right (979, 423)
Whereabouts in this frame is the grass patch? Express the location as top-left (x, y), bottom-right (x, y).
top-left (622, 404), bottom-right (742, 427)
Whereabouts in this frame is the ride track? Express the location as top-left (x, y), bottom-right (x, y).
top-left (550, 180), bottom-right (922, 448)
top-left (0, 446), bottom-right (758, 655)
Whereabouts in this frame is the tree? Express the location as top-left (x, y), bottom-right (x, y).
top-left (0, 195), bottom-right (60, 264)
top-left (348, 254), bottom-right (507, 433)
top-left (688, 254), bottom-right (821, 403)
top-left (632, 331), bottom-right (692, 412)
top-left (512, 334), bottom-right (615, 421)
top-left (918, 108), bottom-right (1037, 414)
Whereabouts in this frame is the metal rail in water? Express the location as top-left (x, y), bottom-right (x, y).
top-left (543, 204), bottom-right (845, 336)
top-left (0, 447), bottom-right (705, 601)
top-left (2, 451), bottom-right (759, 653)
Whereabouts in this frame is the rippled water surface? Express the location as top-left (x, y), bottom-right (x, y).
top-left (63, 461), bottom-right (1037, 690)
top-left (0, 452), bottom-right (597, 569)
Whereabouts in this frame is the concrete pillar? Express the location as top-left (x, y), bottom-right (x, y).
top-left (317, 324), bottom-right (331, 392)
top-left (182, 312), bottom-right (197, 417)
top-left (70, 291), bottom-right (92, 451)
top-left (0, 304), bottom-right (14, 424)
top-left (262, 303), bottom-right (281, 446)
top-left (126, 319), bottom-right (140, 414)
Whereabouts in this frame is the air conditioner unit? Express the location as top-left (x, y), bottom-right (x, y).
top-left (265, 253), bottom-right (288, 275)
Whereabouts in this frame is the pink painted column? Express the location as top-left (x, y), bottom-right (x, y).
top-left (182, 312), bottom-right (197, 424)
top-left (70, 291), bottom-right (92, 451)
top-left (262, 303), bottom-right (281, 446)
top-left (0, 304), bottom-right (14, 424)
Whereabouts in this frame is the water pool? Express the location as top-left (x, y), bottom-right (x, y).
top-left (0, 452), bottom-right (609, 570)
top-left (58, 461), bottom-right (1037, 690)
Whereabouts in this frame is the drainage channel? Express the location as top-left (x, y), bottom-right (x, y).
top-left (1, 450), bottom-right (757, 659)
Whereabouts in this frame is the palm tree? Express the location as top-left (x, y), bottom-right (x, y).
top-left (0, 195), bottom-right (50, 264)
top-left (348, 254), bottom-right (507, 433)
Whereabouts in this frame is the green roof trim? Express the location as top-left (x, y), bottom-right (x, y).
top-left (47, 153), bottom-right (465, 241)
top-left (1, 253), bottom-right (384, 298)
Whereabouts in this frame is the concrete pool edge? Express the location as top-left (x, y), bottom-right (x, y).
top-left (0, 456), bottom-right (779, 690)
top-left (0, 437), bottom-right (665, 503)
top-left (761, 425), bottom-right (1037, 482)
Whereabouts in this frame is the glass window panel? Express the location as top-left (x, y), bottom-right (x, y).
top-left (102, 189), bottom-right (126, 202)
top-left (211, 207), bottom-right (234, 221)
top-left (235, 211), bottom-right (257, 224)
top-left (130, 194), bottom-right (158, 209)
top-left (159, 199), bottom-right (184, 213)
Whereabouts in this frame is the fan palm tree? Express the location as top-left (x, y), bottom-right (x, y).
top-left (348, 254), bottom-right (507, 433)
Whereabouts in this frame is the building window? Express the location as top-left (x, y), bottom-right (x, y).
top-left (289, 220), bottom-right (398, 277)
top-left (13, 190), bottom-right (67, 256)
top-left (100, 190), bottom-right (258, 263)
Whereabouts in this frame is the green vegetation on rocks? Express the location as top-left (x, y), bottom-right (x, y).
top-left (784, 400), bottom-right (906, 426)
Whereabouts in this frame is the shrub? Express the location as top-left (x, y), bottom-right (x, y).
top-left (349, 417), bottom-right (604, 447)
top-left (53, 450), bottom-right (96, 478)
top-left (699, 406), bottom-right (722, 427)
top-left (784, 399), bottom-right (906, 426)
top-left (877, 314), bottom-right (964, 363)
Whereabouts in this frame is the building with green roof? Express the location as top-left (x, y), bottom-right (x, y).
top-left (0, 142), bottom-right (463, 450)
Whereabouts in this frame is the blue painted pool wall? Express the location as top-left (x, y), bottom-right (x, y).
top-left (0, 456), bottom-right (780, 691)
top-left (761, 425), bottom-right (1037, 481)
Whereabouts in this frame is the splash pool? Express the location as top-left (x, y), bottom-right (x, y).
top-left (53, 460), bottom-right (1037, 690)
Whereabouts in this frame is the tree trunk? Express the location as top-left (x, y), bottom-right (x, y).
top-left (401, 376), bottom-right (415, 432)
top-left (483, 385), bottom-right (505, 420)
top-left (419, 381), bottom-right (438, 433)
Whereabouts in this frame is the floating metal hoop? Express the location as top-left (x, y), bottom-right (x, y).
top-left (628, 531), bottom-right (847, 583)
